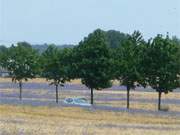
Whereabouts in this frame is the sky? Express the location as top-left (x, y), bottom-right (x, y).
top-left (0, 0), bottom-right (180, 46)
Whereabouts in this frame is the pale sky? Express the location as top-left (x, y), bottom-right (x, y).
top-left (0, 0), bottom-right (180, 46)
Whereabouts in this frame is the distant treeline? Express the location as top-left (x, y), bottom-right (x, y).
top-left (0, 30), bottom-right (141, 52)
top-left (32, 44), bottom-right (74, 53)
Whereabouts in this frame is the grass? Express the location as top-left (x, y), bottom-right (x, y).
top-left (0, 78), bottom-right (119, 85)
top-left (0, 105), bottom-right (180, 135)
top-left (1, 78), bottom-right (180, 134)
top-left (1, 88), bottom-right (180, 112)
top-left (0, 78), bottom-right (82, 84)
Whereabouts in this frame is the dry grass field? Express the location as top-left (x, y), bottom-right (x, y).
top-left (0, 105), bottom-right (180, 135)
top-left (0, 78), bottom-right (119, 85)
top-left (0, 78), bottom-right (180, 135)
top-left (0, 78), bottom-right (81, 84)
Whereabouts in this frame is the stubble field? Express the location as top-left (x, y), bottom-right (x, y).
top-left (0, 78), bottom-right (180, 135)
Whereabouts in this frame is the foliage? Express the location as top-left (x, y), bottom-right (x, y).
top-left (41, 45), bottom-right (72, 103)
top-left (140, 35), bottom-right (180, 110)
top-left (114, 31), bottom-right (145, 108)
top-left (32, 44), bottom-right (74, 54)
top-left (2, 42), bottom-right (39, 100)
top-left (142, 35), bottom-right (180, 93)
top-left (41, 45), bottom-right (71, 86)
top-left (75, 29), bottom-right (113, 104)
top-left (105, 30), bottom-right (129, 48)
top-left (4, 43), bottom-right (39, 82)
top-left (0, 45), bottom-right (8, 67)
top-left (77, 29), bottom-right (113, 89)
top-left (115, 31), bottom-right (145, 88)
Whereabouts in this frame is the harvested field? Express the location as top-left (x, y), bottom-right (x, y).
top-left (0, 78), bottom-right (180, 135)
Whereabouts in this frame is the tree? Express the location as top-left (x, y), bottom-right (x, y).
top-left (0, 45), bottom-right (8, 53)
top-left (4, 42), bottom-right (39, 100)
top-left (105, 30), bottom-right (129, 48)
top-left (141, 35), bottom-right (180, 110)
top-left (75, 29), bottom-right (113, 105)
top-left (41, 45), bottom-right (71, 103)
top-left (17, 42), bottom-right (32, 48)
top-left (172, 36), bottom-right (180, 46)
top-left (172, 36), bottom-right (180, 69)
top-left (0, 45), bottom-right (8, 66)
top-left (114, 31), bottom-right (145, 109)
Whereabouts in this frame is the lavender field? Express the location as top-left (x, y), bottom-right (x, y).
top-left (1, 80), bottom-right (180, 135)
top-left (0, 80), bottom-right (180, 116)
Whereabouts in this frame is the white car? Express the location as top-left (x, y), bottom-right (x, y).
top-left (64, 98), bottom-right (91, 107)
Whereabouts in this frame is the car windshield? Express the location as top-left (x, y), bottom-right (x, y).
top-left (66, 98), bottom-right (73, 103)
top-left (74, 98), bottom-right (87, 103)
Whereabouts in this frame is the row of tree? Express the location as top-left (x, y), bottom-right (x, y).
top-left (0, 29), bottom-right (180, 110)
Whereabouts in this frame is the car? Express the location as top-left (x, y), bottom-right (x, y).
top-left (64, 97), bottom-right (91, 106)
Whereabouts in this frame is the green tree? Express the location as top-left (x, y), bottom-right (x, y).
top-left (141, 35), bottom-right (180, 110)
top-left (17, 42), bottom-right (32, 48)
top-left (75, 29), bottom-right (113, 105)
top-left (114, 31), bottom-right (145, 109)
top-left (0, 45), bottom-right (8, 53)
top-left (0, 45), bottom-right (8, 66)
top-left (172, 36), bottom-right (180, 46)
top-left (105, 30), bottom-right (129, 48)
top-left (41, 45), bottom-right (71, 103)
top-left (172, 36), bottom-right (180, 68)
top-left (4, 42), bottom-right (39, 100)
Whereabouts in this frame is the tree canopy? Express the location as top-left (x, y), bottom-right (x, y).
top-left (2, 42), bottom-right (39, 100)
top-left (41, 45), bottom-right (72, 103)
top-left (105, 30), bottom-right (129, 48)
top-left (140, 34), bottom-right (180, 110)
top-left (75, 29), bottom-right (113, 104)
top-left (114, 31), bottom-right (145, 109)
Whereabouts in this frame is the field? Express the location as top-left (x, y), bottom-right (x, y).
top-left (0, 78), bottom-right (180, 135)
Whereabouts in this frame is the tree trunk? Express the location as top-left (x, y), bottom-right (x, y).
top-left (127, 86), bottom-right (130, 109)
top-left (19, 81), bottom-right (22, 100)
top-left (55, 85), bottom-right (58, 103)
top-left (91, 88), bottom-right (93, 105)
top-left (158, 91), bottom-right (162, 111)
